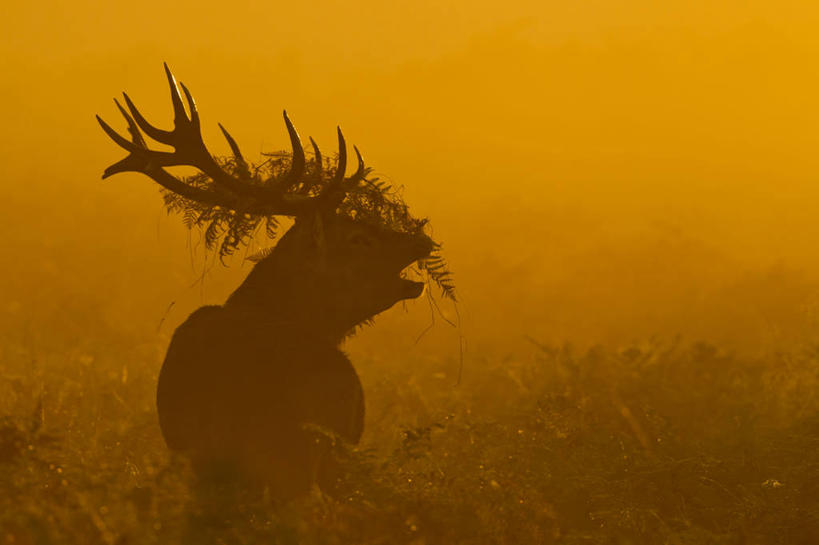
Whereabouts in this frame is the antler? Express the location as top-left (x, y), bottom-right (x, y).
top-left (96, 63), bottom-right (368, 217)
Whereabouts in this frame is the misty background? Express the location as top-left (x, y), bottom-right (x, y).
top-left (3, 0), bottom-right (819, 372)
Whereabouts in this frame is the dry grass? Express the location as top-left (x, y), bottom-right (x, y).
top-left (1, 332), bottom-right (818, 544)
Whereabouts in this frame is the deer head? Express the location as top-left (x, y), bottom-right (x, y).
top-left (97, 64), bottom-right (453, 336)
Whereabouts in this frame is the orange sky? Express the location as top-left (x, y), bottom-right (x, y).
top-left (3, 1), bottom-right (819, 354)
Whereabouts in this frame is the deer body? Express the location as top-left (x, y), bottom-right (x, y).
top-left (157, 217), bottom-right (431, 493)
top-left (98, 65), bottom-right (447, 495)
top-left (158, 305), bottom-right (364, 494)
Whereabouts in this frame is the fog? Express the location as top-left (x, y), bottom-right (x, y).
top-left (3, 0), bottom-right (819, 361)
top-left (6, 3), bottom-right (819, 543)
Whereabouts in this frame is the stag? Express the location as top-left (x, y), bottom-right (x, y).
top-left (97, 65), bottom-right (453, 496)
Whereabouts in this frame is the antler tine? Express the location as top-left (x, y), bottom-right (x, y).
top-left (275, 111), bottom-right (306, 192)
top-left (318, 127), bottom-right (352, 208)
top-left (165, 63), bottom-right (193, 132)
top-left (296, 136), bottom-right (323, 195)
top-left (351, 146), bottom-right (365, 178)
top-left (120, 64), bottom-right (266, 200)
top-left (113, 98), bottom-right (146, 149)
top-left (96, 105), bottom-right (234, 208)
top-left (120, 65), bottom-right (196, 149)
top-left (97, 105), bottom-right (138, 156)
top-left (344, 145), bottom-right (370, 187)
top-left (218, 123), bottom-right (252, 179)
top-left (98, 98), bottom-right (177, 177)
top-left (309, 136), bottom-right (322, 176)
top-left (121, 92), bottom-right (169, 144)
top-left (331, 127), bottom-right (347, 187)
top-left (119, 61), bottom-right (188, 145)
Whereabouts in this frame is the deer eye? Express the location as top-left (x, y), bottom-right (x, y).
top-left (348, 232), bottom-right (375, 248)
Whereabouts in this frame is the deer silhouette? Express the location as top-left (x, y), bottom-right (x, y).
top-left (97, 64), bottom-right (452, 496)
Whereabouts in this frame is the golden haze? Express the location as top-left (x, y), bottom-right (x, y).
top-left (2, 1), bottom-right (819, 356)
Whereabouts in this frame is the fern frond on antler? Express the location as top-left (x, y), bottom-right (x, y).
top-left (162, 152), bottom-right (455, 300)
top-left (98, 63), bottom-right (455, 298)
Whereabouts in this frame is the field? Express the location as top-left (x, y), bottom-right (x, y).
top-left (5, 0), bottom-right (819, 542)
top-left (2, 326), bottom-right (818, 544)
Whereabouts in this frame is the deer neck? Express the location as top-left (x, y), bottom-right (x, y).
top-left (223, 251), bottom-right (349, 345)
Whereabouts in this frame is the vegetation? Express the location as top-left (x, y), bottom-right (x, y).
top-left (162, 151), bottom-right (457, 303)
top-left (2, 330), bottom-right (818, 544)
